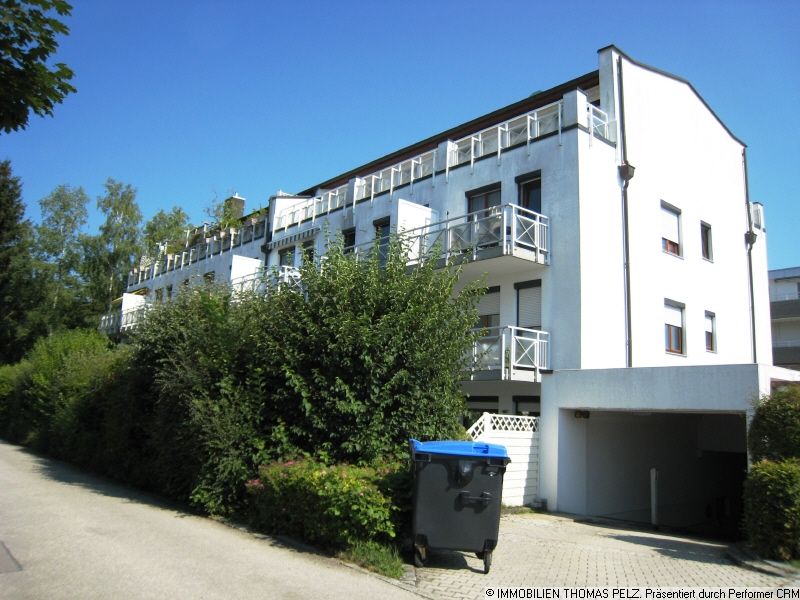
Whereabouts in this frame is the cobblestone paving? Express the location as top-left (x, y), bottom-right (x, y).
top-left (413, 513), bottom-right (794, 600)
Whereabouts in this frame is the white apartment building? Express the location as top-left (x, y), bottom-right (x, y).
top-left (113, 45), bottom-right (799, 534)
top-left (769, 266), bottom-right (800, 371)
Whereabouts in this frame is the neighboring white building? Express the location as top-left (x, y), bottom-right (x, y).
top-left (769, 266), bottom-right (800, 371)
top-left (112, 46), bottom-right (800, 534)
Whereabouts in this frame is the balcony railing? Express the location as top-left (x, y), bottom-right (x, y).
top-left (230, 265), bottom-right (302, 295)
top-left (404, 203), bottom-right (549, 265)
top-left (99, 303), bottom-right (151, 336)
top-left (467, 326), bottom-right (549, 381)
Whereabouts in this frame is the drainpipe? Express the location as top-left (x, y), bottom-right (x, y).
top-left (617, 57), bottom-right (634, 368)
top-left (742, 148), bottom-right (758, 364)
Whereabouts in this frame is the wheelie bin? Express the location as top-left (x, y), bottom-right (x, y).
top-left (409, 439), bottom-right (510, 574)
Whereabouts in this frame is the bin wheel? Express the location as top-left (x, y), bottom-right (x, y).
top-left (483, 550), bottom-right (492, 574)
top-left (413, 545), bottom-right (426, 568)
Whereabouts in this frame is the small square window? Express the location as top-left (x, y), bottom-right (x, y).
top-left (665, 301), bottom-right (684, 354)
top-left (701, 222), bottom-right (713, 261)
top-left (661, 203), bottom-right (681, 256)
top-left (279, 246), bottom-right (296, 267)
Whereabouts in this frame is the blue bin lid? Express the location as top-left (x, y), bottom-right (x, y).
top-left (410, 439), bottom-right (509, 459)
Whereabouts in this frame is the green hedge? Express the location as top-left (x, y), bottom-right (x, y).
top-left (247, 460), bottom-right (398, 550)
top-left (749, 386), bottom-right (800, 462)
top-left (743, 459), bottom-right (800, 560)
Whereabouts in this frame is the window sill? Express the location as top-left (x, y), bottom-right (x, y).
top-left (662, 250), bottom-right (684, 259)
top-left (665, 350), bottom-right (686, 357)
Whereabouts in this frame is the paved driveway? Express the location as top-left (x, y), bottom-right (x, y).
top-left (413, 513), bottom-right (794, 600)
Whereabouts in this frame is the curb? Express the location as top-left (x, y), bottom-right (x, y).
top-left (726, 544), bottom-right (800, 579)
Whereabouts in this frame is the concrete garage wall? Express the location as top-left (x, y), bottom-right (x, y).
top-left (583, 412), bottom-right (746, 529)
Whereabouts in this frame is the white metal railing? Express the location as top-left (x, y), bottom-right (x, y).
top-left (770, 292), bottom-right (800, 302)
top-left (448, 100), bottom-right (563, 170)
top-left (468, 326), bottom-right (550, 379)
top-left (588, 104), bottom-right (610, 140)
top-left (229, 265), bottom-right (302, 295)
top-left (401, 203), bottom-right (549, 265)
top-left (99, 303), bottom-right (151, 336)
top-left (467, 412), bottom-right (539, 440)
top-left (127, 221), bottom-right (266, 289)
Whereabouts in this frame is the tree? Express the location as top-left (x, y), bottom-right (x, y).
top-left (81, 178), bottom-right (141, 313)
top-left (0, 160), bottom-right (43, 362)
top-left (142, 206), bottom-right (190, 258)
top-left (35, 184), bottom-right (89, 332)
top-left (263, 235), bottom-right (483, 462)
top-left (0, 0), bottom-right (76, 133)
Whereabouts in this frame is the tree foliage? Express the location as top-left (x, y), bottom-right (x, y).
top-left (34, 183), bottom-right (89, 331)
top-left (0, 160), bottom-right (43, 362)
top-left (0, 0), bottom-right (76, 133)
top-left (142, 206), bottom-right (190, 258)
top-left (81, 178), bottom-right (141, 312)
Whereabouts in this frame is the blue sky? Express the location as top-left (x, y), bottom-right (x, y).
top-left (2, 0), bottom-right (799, 268)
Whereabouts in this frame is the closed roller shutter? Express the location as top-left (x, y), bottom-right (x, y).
top-left (518, 286), bottom-right (541, 328)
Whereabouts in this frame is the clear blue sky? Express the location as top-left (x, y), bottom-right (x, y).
top-left (2, 0), bottom-right (798, 269)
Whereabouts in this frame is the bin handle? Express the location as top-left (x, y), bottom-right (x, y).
top-left (458, 491), bottom-right (492, 505)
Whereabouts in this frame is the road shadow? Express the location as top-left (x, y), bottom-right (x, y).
top-left (417, 550), bottom-right (484, 574)
top-left (606, 533), bottom-right (732, 565)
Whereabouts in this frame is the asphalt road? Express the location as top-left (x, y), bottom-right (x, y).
top-left (0, 440), bottom-right (418, 599)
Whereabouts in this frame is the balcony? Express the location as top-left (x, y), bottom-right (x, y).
top-left (466, 326), bottom-right (550, 382)
top-left (99, 303), bottom-right (151, 337)
top-left (404, 203), bottom-right (548, 266)
top-left (230, 265), bottom-right (302, 295)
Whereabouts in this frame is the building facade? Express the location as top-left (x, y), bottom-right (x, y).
top-left (110, 46), bottom-right (800, 533)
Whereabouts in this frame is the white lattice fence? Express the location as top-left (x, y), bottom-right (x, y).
top-left (467, 413), bottom-right (540, 506)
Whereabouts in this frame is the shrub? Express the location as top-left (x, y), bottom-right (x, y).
top-left (743, 459), bottom-right (800, 560)
top-left (247, 459), bottom-right (397, 550)
top-left (0, 360), bottom-right (32, 438)
top-left (749, 386), bottom-right (800, 462)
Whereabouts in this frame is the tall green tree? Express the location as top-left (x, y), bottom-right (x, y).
top-left (0, 0), bottom-right (76, 133)
top-left (34, 184), bottom-right (89, 332)
top-left (0, 160), bottom-right (42, 362)
top-left (81, 178), bottom-right (141, 313)
top-left (142, 206), bottom-right (190, 258)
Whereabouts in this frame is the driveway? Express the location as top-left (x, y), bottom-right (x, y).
top-left (0, 441), bottom-right (418, 600)
top-left (413, 513), bottom-right (795, 600)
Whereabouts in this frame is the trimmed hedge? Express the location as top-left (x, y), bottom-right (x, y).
top-left (743, 459), bottom-right (800, 560)
top-left (247, 460), bottom-right (398, 550)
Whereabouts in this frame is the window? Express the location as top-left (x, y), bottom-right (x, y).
top-left (477, 286), bottom-right (500, 329)
top-left (204, 271), bottom-right (215, 284)
top-left (517, 174), bottom-right (541, 213)
top-left (155, 288), bottom-right (163, 303)
top-left (665, 301), bottom-right (684, 354)
top-left (374, 217), bottom-right (390, 263)
top-left (513, 395), bottom-right (540, 417)
top-left (342, 228), bottom-right (356, 253)
top-left (467, 184), bottom-right (501, 216)
top-left (661, 203), bottom-right (681, 256)
top-left (705, 311), bottom-right (716, 352)
top-left (464, 396), bottom-right (499, 426)
top-left (700, 222), bottom-right (713, 260)
top-left (279, 246), bottom-right (295, 267)
top-left (515, 280), bottom-right (542, 329)
top-left (166, 284), bottom-right (173, 300)
top-left (302, 240), bottom-right (315, 264)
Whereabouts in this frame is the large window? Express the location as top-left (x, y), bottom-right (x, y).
top-left (665, 301), bottom-right (685, 354)
top-left (464, 396), bottom-right (499, 427)
top-left (477, 286), bottom-right (500, 329)
top-left (705, 311), bottom-right (716, 352)
top-left (517, 174), bottom-right (541, 213)
top-left (661, 203), bottom-right (681, 256)
top-left (701, 222), bottom-right (713, 261)
top-left (515, 280), bottom-right (542, 329)
top-left (279, 246), bottom-right (296, 267)
top-left (467, 184), bottom-right (501, 215)
top-left (342, 228), bottom-right (356, 253)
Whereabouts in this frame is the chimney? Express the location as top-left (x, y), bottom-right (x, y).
top-left (224, 193), bottom-right (245, 221)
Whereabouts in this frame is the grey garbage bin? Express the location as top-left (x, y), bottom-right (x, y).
top-left (409, 438), bottom-right (510, 574)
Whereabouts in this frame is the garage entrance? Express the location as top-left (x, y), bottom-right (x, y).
top-left (574, 410), bottom-right (747, 539)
